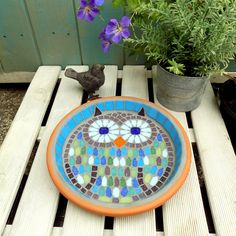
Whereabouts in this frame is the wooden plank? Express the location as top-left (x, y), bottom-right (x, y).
top-left (0, 72), bottom-right (35, 83)
top-left (61, 66), bottom-right (118, 236)
top-left (189, 128), bottom-right (196, 143)
top-left (25, 0), bottom-right (82, 67)
top-left (75, 0), bottom-right (124, 67)
top-left (0, 1), bottom-right (41, 72)
top-left (37, 126), bottom-right (46, 141)
top-left (191, 83), bottom-right (236, 236)
top-left (8, 66), bottom-right (87, 236)
top-left (113, 66), bottom-right (156, 236)
top-left (3, 225), bottom-right (62, 236)
top-left (152, 67), bottom-right (209, 236)
top-left (3, 225), bottom-right (217, 236)
top-left (0, 66), bottom-right (60, 235)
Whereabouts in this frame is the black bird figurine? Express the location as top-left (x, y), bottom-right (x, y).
top-left (65, 64), bottom-right (105, 100)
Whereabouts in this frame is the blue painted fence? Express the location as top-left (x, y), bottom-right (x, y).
top-left (1, 1), bottom-right (235, 73)
top-left (0, 0), bottom-right (144, 72)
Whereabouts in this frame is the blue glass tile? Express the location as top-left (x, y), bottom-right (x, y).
top-left (158, 168), bottom-right (164, 177)
top-left (110, 147), bottom-right (116, 156)
top-left (151, 166), bottom-right (157, 174)
top-left (92, 185), bottom-right (99, 193)
top-left (139, 148), bottom-right (145, 157)
top-left (106, 187), bottom-right (112, 197)
top-left (105, 101), bottom-right (114, 111)
top-left (74, 113), bottom-right (83, 124)
top-left (60, 126), bottom-right (71, 139)
top-left (87, 146), bottom-right (93, 155)
top-left (66, 119), bottom-right (76, 130)
top-left (72, 166), bottom-right (78, 176)
top-left (93, 148), bottom-right (98, 156)
top-left (55, 145), bottom-right (63, 156)
top-left (125, 101), bottom-right (135, 111)
top-left (99, 127), bottom-right (109, 134)
top-left (133, 102), bottom-right (143, 113)
top-left (97, 102), bottom-right (106, 112)
top-left (117, 149), bottom-right (121, 157)
top-left (132, 178), bottom-right (139, 188)
top-left (77, 132), bottom-right (83, 140)
top-left (81, 107), bottom-right (91, 121)
top-left (144, 147), bottom-right (151, 155)
top-left (131, 127), bottom-right (140, 135)
top-left (121, 147), bottom-right (128, 156)
top-left (138, 158), bottom-right (144, 167)
top-left (147, 108), bottom-right (159, 120)
top-left (116, 101), bottom-right (125, 110)
top-left (78, 165), bottom-right (85, 174)
top-left (132, 158), bottom-right (138, 167)
top-left (163, 119), bottom-right (174, 132)
top-left (135, 188), bottom-right (141, 194)
top-left (157, 133), bottom-right (162, 141)
top-left (101, 156), bottom-right (106, 165)
top-left (94, 156), bottom-right (100, 165)
top-left (121, 187), bottom-right (128, 197)
top-left (169, 128), bottom-right (178, 140)
top-left (57, 135), bottom-right (65, 146)
top-left (96, 176), bottom-right (102, 186)
top-left (157, 113), bottom-right (166, 124)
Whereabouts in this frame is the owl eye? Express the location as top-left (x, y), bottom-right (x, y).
top-left (88, 119), bottom-right (119, 143)
top-left (120, 119), bottom-right (152, 144)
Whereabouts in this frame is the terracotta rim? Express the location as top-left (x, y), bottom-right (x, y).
top-left (47, 96), bottom-right (191, 216)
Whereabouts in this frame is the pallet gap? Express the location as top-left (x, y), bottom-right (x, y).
top-left (6, 175), bottom-right (28, 224)
top-left (53, 194), bottom-right (68, 227)
top-left (148, 78), bottom-right (154, 103)
top-left (81, 90), bottom-right (88, 104)
top-left (104, 217), bottom-right (114, 230)
top-left (116, 78), bottom-right (122, 96)
top-left (24, 141), bottom-right (40, 175)
top-left (185, 112), bottom-right (193, 128)
top-left (0, 83), bottom-right (29, 89)
top-left (155, 206), bottom-right (164, 231)
top-left (192, 143), bottom-right (216, 234)
top-left (41, 80), bottom-right (61, 126)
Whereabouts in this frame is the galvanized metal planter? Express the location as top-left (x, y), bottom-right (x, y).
top-left (155, 64), bottom-right (209, 112)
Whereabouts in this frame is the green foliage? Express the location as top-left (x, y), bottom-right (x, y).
top-left (123, 0), bottom-right (236, 76)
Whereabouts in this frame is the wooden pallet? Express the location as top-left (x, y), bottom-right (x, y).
top-left (0, 66), bottom-right (235, 236)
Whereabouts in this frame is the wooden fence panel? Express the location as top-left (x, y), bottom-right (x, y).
top-left (0, 0), bottom-right (41, 72)
top-left (25, 0), bottom-right (82, 67)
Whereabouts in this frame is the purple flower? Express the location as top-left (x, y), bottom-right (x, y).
top-left (99, 29), bottom-right (112, 53)
top-left (77, 0), bottom-right (100, 22)
top-left (105, 16), bottom-right (131, 43)
top-left (95, 0), bottom-right (104, 6)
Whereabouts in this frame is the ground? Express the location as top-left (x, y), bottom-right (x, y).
top-left (0, 84), bottom-right (27, 145)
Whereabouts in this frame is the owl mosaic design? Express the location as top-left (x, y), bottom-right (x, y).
top-left (62, 105), bottom-right (175, 205)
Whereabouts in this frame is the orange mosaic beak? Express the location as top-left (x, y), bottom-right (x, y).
top-left (114, 136), bottom-right (126, 148)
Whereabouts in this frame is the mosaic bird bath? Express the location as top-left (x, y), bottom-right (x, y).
top-left (47, 97), bottom-right (191, 216)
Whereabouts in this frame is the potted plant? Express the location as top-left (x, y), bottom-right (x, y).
top-left (77, 0), bottom-right (236, 111)
top-left (122, 0), bottom-right (236, 111)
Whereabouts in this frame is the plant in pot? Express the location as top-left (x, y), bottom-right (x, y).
top-left (76, 0), bottom-right (236, 111)
top-left (121, 0), bottom-right (236, 111)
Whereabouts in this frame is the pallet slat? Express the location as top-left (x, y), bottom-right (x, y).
top-left (191, 83), bottom-right (236, 236)
top-left (0, 66), bottom-right (60, 235)
top-left (152, 67), bottom-right (209, 236)
top-left (8, 66), bottom-right (87, 236)
top-left (113, 66), bottom-right (156, 236)
top-left (61, 66), bottom-right (118, 236)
